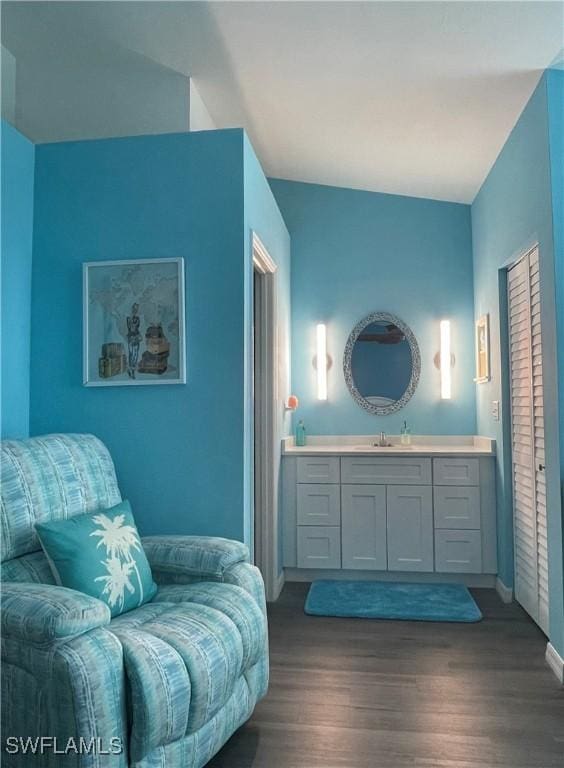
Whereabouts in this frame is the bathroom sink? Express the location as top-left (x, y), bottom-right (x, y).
top-left (353, 444), bottom-right (413, 451)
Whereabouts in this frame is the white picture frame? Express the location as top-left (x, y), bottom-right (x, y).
top-left (83, 257), bottom-right (186, 386)
top-left (475, 314), bottom-right (490, 384)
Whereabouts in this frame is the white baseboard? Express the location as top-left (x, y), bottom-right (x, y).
top-left (284, 569), bottom-right (496, 588)
top-left (495, 577), bottom-right (513, 604)
top-left (267, 570), bottom-right (285, 603)
top-left (545, 642), bottom-right (564, 684)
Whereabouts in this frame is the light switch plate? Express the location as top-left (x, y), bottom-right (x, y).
top-left (491, 400), bottom-right (500, 421)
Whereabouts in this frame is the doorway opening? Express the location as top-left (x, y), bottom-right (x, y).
top-left (252, 233), bottom-right (278, 601)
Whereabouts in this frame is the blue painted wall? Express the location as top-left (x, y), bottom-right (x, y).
top-left (547, 69), bottom-right (564, 477)
top-left (472, 73), bottom-right (563, 656)
top-left (1, 121), bottom-right (35, 439)
top-left (243, 136), bottom-right (291, 572)
top-left (269, 179), bottom-right (476, 437)
top-left (547, 68), bottom-right (564, 656)
top-left (31, 129), bottom-right (251, 542)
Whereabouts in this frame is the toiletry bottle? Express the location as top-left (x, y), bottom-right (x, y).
top-left (401, 420), bottom-right (411, 446)
top-left (296, 420), bottom-right (306, 447)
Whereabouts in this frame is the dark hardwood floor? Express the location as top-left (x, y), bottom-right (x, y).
top-left (208, 582), bottom-right (564, 768)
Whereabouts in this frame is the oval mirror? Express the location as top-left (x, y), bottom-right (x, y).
top-left (343, 312), bottom-right (420, 415)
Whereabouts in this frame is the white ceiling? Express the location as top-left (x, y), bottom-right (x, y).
top-left (2, 2), bottom-right (563, 203)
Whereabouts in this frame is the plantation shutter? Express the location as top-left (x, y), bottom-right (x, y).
top-left (508, 246), bottom-right (549, 634)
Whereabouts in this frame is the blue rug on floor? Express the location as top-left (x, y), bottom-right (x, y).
top-left (305, 580), bottom-right (482, 623)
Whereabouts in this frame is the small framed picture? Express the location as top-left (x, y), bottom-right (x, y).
top-left (83, 258), bottom-right (186, 386)
top-left (475, 314), bottom-right (490, 383)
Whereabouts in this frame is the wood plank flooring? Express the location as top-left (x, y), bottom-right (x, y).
top-left (208, 583), bottom-right (564, 768)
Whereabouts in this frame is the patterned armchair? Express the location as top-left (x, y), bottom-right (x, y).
top-left (1, 434), bottom-right (269, 767)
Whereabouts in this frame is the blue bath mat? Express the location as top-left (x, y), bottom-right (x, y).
top-left (305, 580), bottom-right (482, 623)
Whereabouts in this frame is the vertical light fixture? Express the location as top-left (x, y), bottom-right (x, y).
top-left (316, 323), bottom-right (328, 400)
top-left (440, 319), bottom-right (452, 400)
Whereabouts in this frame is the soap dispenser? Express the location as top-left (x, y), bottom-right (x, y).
top-left (401, 420), bottom-right (411, 446)
top-left (296, 420), bottom-right (306, 447)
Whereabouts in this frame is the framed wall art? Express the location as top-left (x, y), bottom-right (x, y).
top-left (83, 258), bottom-right (186, 386)
top-left (474, 313), bottom-right (490, 384)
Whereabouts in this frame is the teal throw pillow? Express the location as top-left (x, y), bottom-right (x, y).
top-left (35, 500), bottom-right (157, 617)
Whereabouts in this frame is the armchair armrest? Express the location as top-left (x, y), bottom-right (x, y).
top-left (1, 582), bottom-right (111, 645)
top-left (141, 535), bottom-right (250, 581)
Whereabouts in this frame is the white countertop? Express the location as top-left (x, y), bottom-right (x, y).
top-left (282, 435), bottom-right (496, 457)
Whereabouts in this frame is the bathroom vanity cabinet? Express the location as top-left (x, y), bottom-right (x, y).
top-left (282, 439), bottom-right (497, 581)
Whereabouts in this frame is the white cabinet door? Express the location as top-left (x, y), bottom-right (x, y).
top-left (297, 526), bottom-right (341, 569)
top-left (297, 484), bottom-right (340, 526)
top-left (341, 485), bottom-right (387, 570)
top-left (387, 485), bottom-right (433, 572)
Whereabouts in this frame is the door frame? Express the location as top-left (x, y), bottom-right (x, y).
top-left (252, 232), bottom-right (279, 602)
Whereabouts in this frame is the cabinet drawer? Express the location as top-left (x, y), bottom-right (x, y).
top-left (434, 486), bottom-right (480, 529)
top-left (297, 484), bottom-right (340, 526)
top-left (435, 530), bottom-right (482, 573)
top-left (341, 457), bottom-right (432, 485)
top-left (433, 458), bottom-right (479, 486)
top-left (297, 456), bottom-right (340, 484)
top-left (341, 485), bottom-right (387, 570)
top-left (297, 526), bottom-right (341, 569)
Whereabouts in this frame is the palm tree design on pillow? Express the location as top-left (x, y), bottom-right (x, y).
top-left (95, 557), bottom-right (136, 610)
top-left (90, 513), bottom-right (144, 608)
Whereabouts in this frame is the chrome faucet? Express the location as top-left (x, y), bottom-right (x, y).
top-left (375, 431), bottom-right (389, 447)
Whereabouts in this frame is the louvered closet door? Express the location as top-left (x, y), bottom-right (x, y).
top-left (508, 246), bottom-right (549, 634)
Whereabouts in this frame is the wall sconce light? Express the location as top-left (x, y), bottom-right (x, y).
top-left (434, 319), bottom-right (454, 400)
top-left (312, 323), bottom-right (332, 401)
top-left (316, 323), bottom-right (328, 400)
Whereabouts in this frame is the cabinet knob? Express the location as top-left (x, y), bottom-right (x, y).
top-left (538, 463), bottom-right (546, 472)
